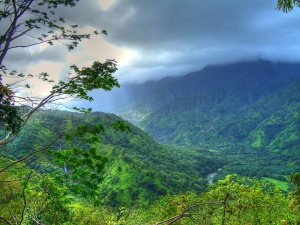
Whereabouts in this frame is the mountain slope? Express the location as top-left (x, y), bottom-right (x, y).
top-left (0, 110), bottom-right (221, 206)
top-left (108, 61), bottom-right (300, 151)
top-left (114, 60), bottom-right (300, 123)
top-left (141, 77), bottom-right (300, 151)
top-left (105, 60), bottom-right (300, 178)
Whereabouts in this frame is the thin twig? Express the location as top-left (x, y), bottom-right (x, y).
top-left (0, 135), bottom-right (62, 174)
top-left (153, 201), bottom-right (225, 225)
top-left (0, 177), bottom-right (29, 182)
top-left (0, 216), bottom-right (12, 225)
top-left (19, 170), bottom-right (33, 224)
top-left (222, 193), bottom-right (230, 225)
top-left (31, 217), bottom-right (45, 225)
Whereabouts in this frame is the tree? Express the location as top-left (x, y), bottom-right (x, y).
top-left (0, 1), bottom-right (130, 224)
top-left (289, 172), bottom-right (300, 223)
top-left (277, 0), bottom-right (300, 12)
top-left (0, 0), bottom-right (120, 142)
top-left (140, 175), bottom-right (293, 225)
top-left (0, 82), bottom-right (21, 134)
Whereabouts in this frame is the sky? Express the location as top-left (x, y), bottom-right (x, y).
top-left (3, 0), bottom-right (300, 96)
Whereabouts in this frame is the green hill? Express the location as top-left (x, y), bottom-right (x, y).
top-left (0, 110), bottom-right (221, 206)
top-left (109, 60), bottom-right (300, 179)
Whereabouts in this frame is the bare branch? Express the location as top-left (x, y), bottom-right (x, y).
top-left (0, 0), bottom-right (34, 64)
top-left (153, 200), bottom-right (226, 225)
top-left (0, 38), bottom-right (59, 53)
top-left (19, 170), bottom-right (33, 225)
top-left (0, 134), bottom-right (62, 174)
top-left (11, 27), bottom-right (33, 41)
top-left (0, 216), bottom-right (12, 225)
top-left (0, 177), bottom-right (30, 183)
top-left (31, 217), bottom-right (45, 225)
top-left (221, 193), bottom-right (230, 225)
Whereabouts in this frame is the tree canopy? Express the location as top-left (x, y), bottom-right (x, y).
top-left (0, 1), bottom-right (129, 223)
top-left (0, 0), bottom-right (119, 141)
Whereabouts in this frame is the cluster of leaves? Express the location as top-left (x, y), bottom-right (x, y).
top-left (0, 0), bottom-right (99, 58)
top-left (54, 60), bottom-right (119, 103)
top-left (289, 172), bottom-right (300, 222)
top-left (0, 83), bottom-right (22, 134)
top-left (24, 176), bottom-right (73, 225)
top-left (92, 175), bottom-right (298, 225)
top-left (50, 123), bottom-right (110, 200)
top-left (0, 0), bottom-right (117, 138)
top-left (1, 153), bottom-right (299, 225)
top-left (277, 0), bottom-right (300, 12)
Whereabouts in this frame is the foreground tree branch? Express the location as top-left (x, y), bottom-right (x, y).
top-left (0, 0), bottom-right (113, 139)
top-left (0, 135), bottom-right (62, 174)
top-left (0, 58), bottom-right (118, 145)
top-left (0, 216), bottom-right (12, 225)
top-left (153, 196), bottom-right (229, 225)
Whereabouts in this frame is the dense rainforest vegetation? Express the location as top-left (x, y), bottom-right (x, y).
top-left (1, 0), bottom-right (300, 224)
top-left (0, 110), bottom-right (221, 207)
top-left (106, 60), bottom-right (300, 182)
top-left (1, 109), bottom-right (300, 224)
top-left (1, 74), bottom-right (300, 223)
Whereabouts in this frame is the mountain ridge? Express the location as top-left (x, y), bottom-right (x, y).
top-left (110, 60), bottom-right (300, 159)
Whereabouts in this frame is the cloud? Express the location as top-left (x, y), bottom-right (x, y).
top-left (91, 0), bottom-right (300, 83)
top-left (1, 1), bottom-right (127, 97)
top-left (4, 0), bottom-right (300, 88)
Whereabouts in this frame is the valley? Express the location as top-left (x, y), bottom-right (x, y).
top-left (2, 0), bottom-right (300, 223)
top-left (1, 60), bottom-right (300, 224)
top-left (105, 60), bottom-right (300, 190)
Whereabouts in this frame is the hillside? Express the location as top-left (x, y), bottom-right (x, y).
top-left (101, 60), bottom-right (300, 179)
top-left (109, 61), bottom-right (300, 151)
top-left (0, 110), bottom-right (221, 206)
top-left (1, 61), bottom-right (300, 223)
top-left (1, 60), bottom-right (299, 206)
top-left (142, 78), bottom-right (300, 149)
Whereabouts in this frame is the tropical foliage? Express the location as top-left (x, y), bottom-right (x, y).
top-left (1, 0), bottom-right (300, 224)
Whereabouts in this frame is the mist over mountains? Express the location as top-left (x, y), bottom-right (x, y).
top-left (84, 60), bottom-right (300, 114)
top-left (80, 60), bottom-right (300, 158)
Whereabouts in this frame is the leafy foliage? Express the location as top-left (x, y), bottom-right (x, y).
top-left (98, 175), bottom-right (296, 225)
top-left (277, 0), bottom-right (300, 12)
top-left (0, 109), bottom-right (221, 207)
top-left (0, 83), bottom-right (22, 134)
top-left (25, 176), bottom-right (72, 225)
top-left (0, 0), bottom-right (123, 223)
top-left (0, 0), bottom-right (118, 139)
top-left (1, 1), bottom-right (300, 223)
top-left (289, 172), bottom-right (300, 222)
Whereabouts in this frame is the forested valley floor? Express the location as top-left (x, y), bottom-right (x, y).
top-left (0, 108), bottom-right (300, 224)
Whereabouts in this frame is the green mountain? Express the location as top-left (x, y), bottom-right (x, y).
top-left (114, 60), bottom-right (300, 149)
top-left (0, 110), bottom-right (221, 206)
top-left (109, 60), bottom-right (300, 179)
top-left (2, 60), bottom-right (300, 206)
top-left (142, 78), bottom-right (300, 149)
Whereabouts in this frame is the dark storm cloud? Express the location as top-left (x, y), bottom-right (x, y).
top-left (4, 1), bottom-right (300, 83)
top-left (0, 3), bottom-right (72, 73)
top-left (93, 0), bottom-right (300, 83)
top-left (99, 1), bottom-right (295, 50)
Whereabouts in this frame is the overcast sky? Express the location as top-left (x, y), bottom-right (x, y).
top-left (3, 0), bottom-right (300, 90)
